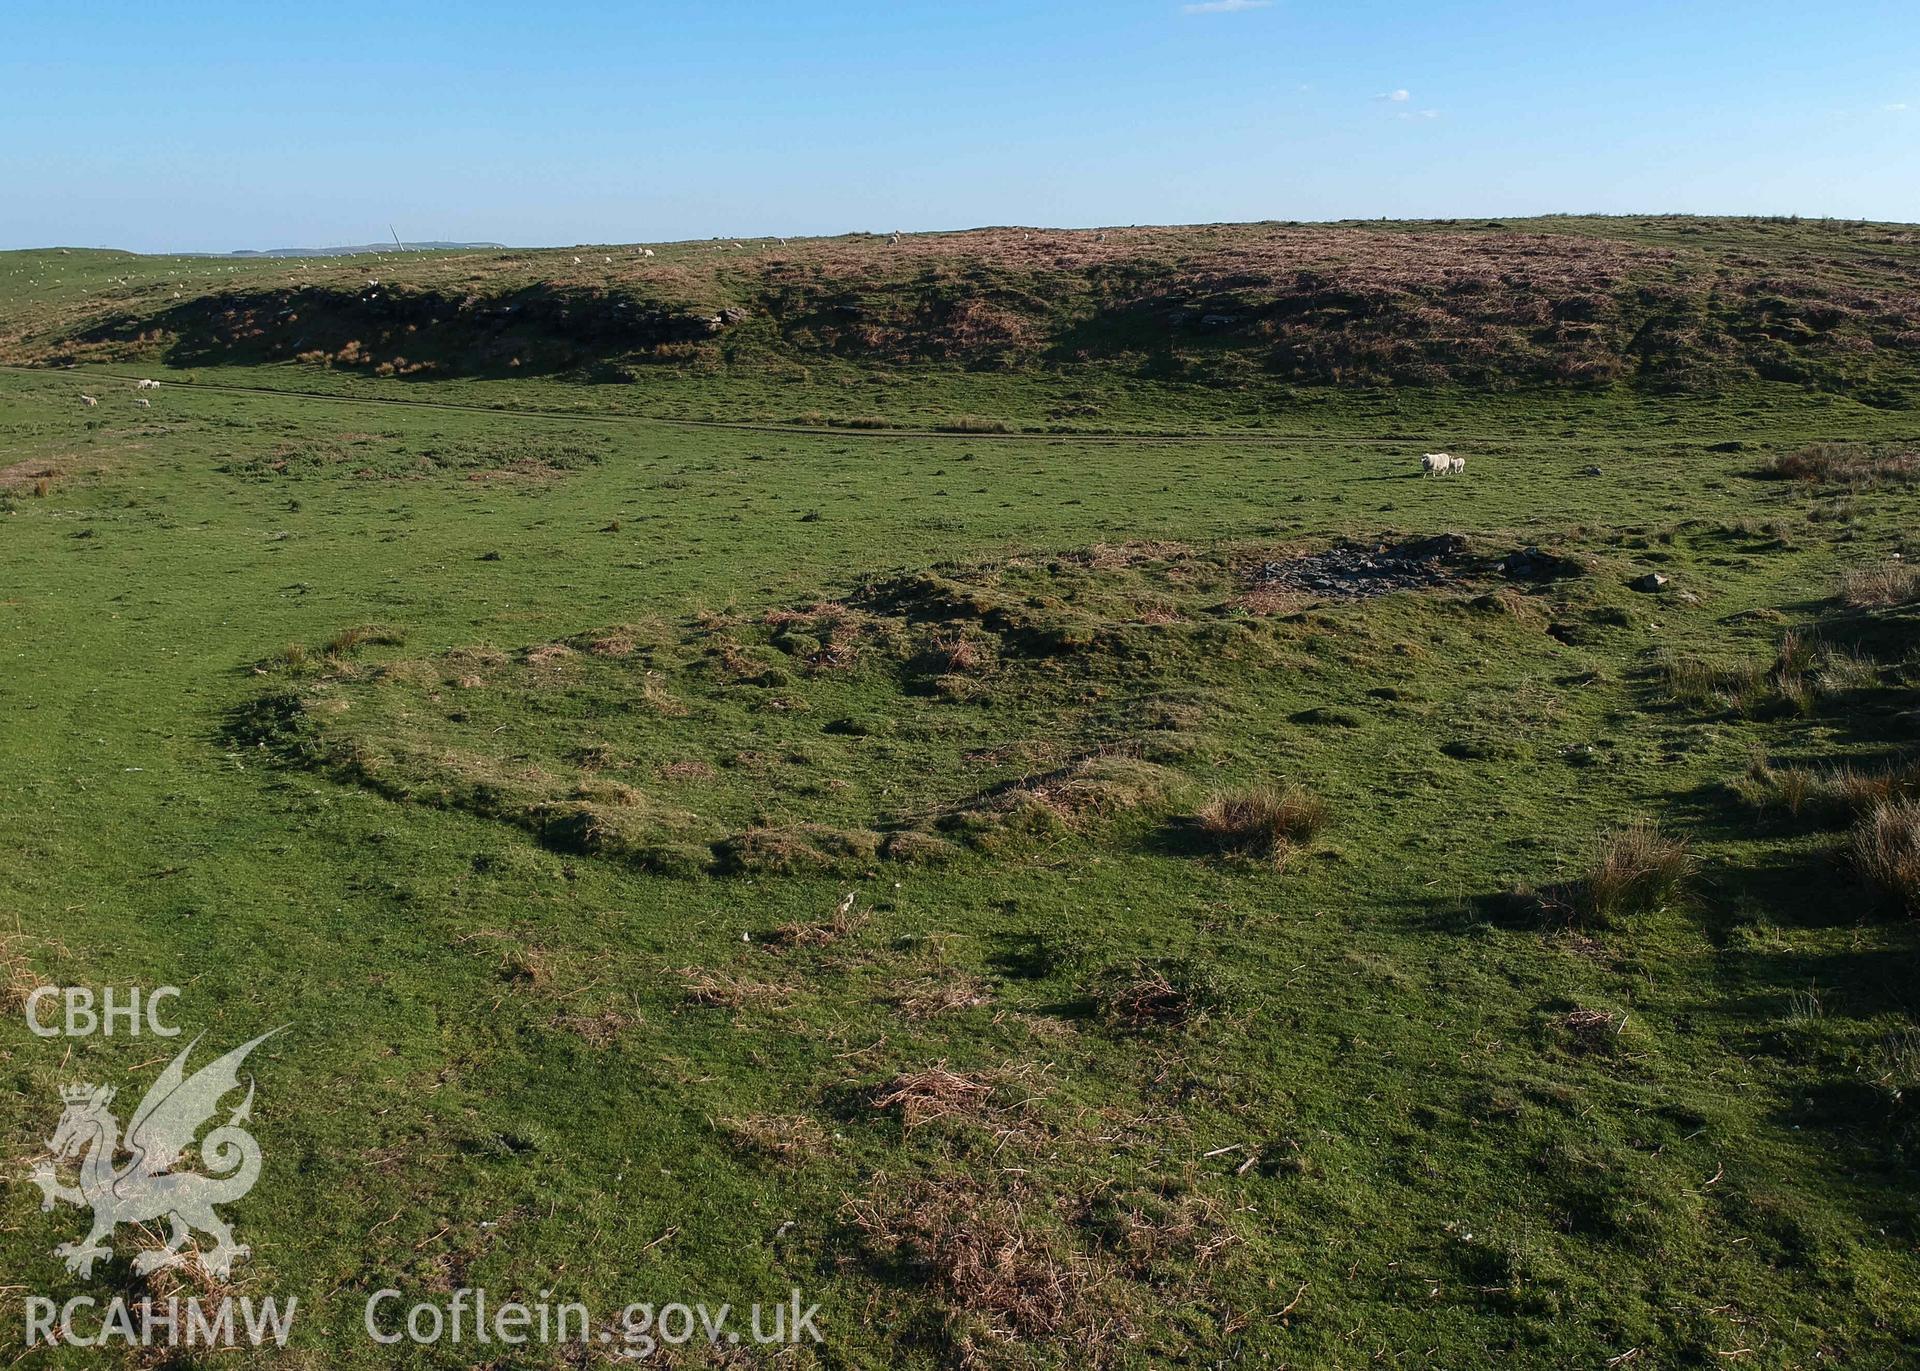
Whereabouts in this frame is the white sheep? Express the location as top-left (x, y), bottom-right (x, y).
top-left (1421, 452), bottom-right (1450, 476)
top-left (1447, 456), bottom-right (1466, 476)
top-left (79, 394), bottom-right (97, 407)
top-left (135, 378), bottom-right (160, 390)
top-left (132, 397), bottom-right (151, 408)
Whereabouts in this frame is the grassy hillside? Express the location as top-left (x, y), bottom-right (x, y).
top-left (1, 224), bottom-right (1917, 1367)
top-left (6, 217), bottom-right (1919, 417)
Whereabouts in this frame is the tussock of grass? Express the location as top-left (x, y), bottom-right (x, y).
top-left (324, 623), bottom-right (405, 656)
top-left (1738, 755), bottom-right (1920, 823)
top-left (719, 1113), bottom-right (830, 1164)
top-left (1523, 821), bottom-right (1694, 927)
top-left (1839, 561), bottom-right (1920, 608)
top-left (1868, 1025), bottom-right (1920, 1115)
top-left (1193, 783), bottom-right (1327, 865)
top-left (1764, 442), bottom-right (1918, 487)
top-left (1580, 821), bottom-right (1695, 923)
top-left (1089, 957), bottom-right (1234, 1031)
top-left (1850, 800), bottom-right (1920, 916)
top-left (1659, 630), bottom-right (1874, 716)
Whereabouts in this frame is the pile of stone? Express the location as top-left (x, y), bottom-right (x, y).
top-left (1250, 533), bottom-right (1470, 600)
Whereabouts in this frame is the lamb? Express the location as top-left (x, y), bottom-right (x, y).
top-left (1446, 456), bottom-right (1466, 476)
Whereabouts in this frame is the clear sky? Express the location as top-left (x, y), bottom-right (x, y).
top-left (3, 0), bottom-right (1916, 252)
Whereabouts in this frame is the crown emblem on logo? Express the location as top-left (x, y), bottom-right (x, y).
top-left (59, 1083), bottom-right (108, 1105)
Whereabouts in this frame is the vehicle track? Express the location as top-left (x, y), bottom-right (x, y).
top-left (1, 362), bottom-right (1529, 447)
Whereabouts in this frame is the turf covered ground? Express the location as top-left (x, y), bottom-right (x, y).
top-left (2, 225), bottom-right (1918, 1366)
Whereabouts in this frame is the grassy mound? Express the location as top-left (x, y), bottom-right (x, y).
top-left (229, 537), bottom-right (1582, 877)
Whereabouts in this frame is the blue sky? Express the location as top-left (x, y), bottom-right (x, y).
top-left (3, 0), bottom-right (1916, 251)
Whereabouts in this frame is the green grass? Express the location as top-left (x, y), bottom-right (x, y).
top-left (1, 226), bottom-right (1918, 1367)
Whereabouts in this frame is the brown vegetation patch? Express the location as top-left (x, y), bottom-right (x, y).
top-left (0, 929), bottom-right (52, 1015)
top-left (1764, 443), bottom-right (1919, 487)
top-left (676, 967), bottom-right (793, 1009)
top-left (656, 759), bottom-right (719, 783)
top-left (889, 974), bottom-right (995, 1021)
top-left (719, 1113), bottom-right (831, 1164)
top-left (763, 893), bottom-right (867, 948)
top-left (1193, 784), bottom-right (1328, 866)
top-left (1074, 1187), bottom-right (1243, 1277)
top-left (867, 1061), bottom-right (1052, 1133)
top-left (845, 1177), bottom-right (1129, 1355)
top-left (1851, 799), bottom-right (1920, 916)
top-left (1561, 1008), bottom-right (1626, 1055)
top-left (548, 1004), bottom-right (640, 1048)
top-left (1839, 562), bottom-right (1920, 608)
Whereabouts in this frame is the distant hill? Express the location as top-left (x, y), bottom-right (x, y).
top-left (8, 218), bottom-right (1918, 405)
top-left (226, 242), bottom-right (505, 258)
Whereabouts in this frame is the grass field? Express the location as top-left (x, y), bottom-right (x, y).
top-left (2, 221), bottom-right (1918, 1367)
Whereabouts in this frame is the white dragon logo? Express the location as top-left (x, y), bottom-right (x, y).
top-left (28, 1030), bottom-right (283, 1280)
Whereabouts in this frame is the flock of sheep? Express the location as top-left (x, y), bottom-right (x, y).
top-left (78, 378), bottom-right (160, 409)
